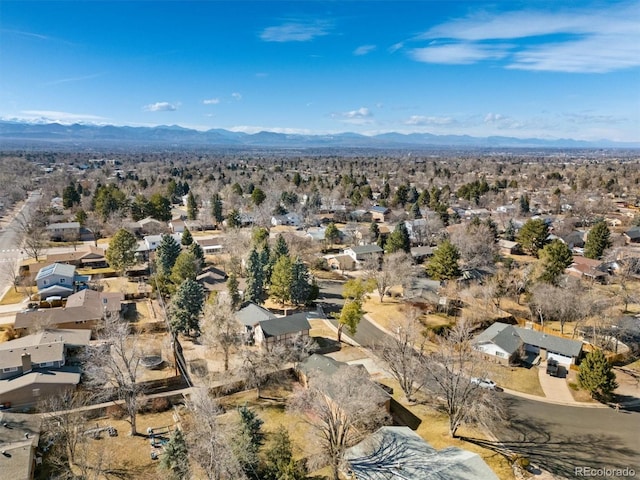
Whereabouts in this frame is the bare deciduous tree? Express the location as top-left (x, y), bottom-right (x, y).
top-left (363, 251), bottom-right (413, 303)
top-left (83, 318), bottom-right (143, 436)
top-left (290, 366), bottom-right (390, 480)
top-left (14, 210), bottom-right (48, 262)
top-left (185, 388), bottom-right (248, 480)
top-left (423, 320), bottom-right (504, 438)
top-left (201, 295), bottom-right (243, 372)
top-left (376, 309), bottom-right (427, 402)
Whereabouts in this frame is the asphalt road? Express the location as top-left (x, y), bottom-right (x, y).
top-left (0, 190), bottom-right (42, 260)
top-left (317, 277), bottom-right (640, 480)
top-left (492, 396), bottom-right (640, 479)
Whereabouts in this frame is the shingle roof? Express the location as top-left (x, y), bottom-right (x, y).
top-left (35, 262), bottom-right (76, 281)
top-left (0, 329), bottom-right (91, 349)
top-left (369, 206), bottom-right (390, 214)
top-left (258, 312), bottom-right (311, 337)
top-left (0, 342), bottom-right (64, 370)
top-left (625, 226), bottom-right (640, 239)
top-left (345, 426), bottom-right (499, 480)
top-left (348, 244), bottom-right (383, 255)
top-left (474, 322), bottom-right (522, 355)
top-left (298, 353), bottom-right (347, 377)
top-left (0, 369), bottom-right (81, 397)
top-left (236, 302), bottom-right (277, 327)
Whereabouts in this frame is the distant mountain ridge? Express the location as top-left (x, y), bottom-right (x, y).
top-left (0, 120), bottom-right (637, 149)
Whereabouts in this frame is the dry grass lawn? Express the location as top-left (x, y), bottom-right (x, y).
top-left (362, 296), bottom-right (406, 331)
top-left (483, 363), bottom-right (544, 396)
top-left (0, 287), bottom-right (31, 305)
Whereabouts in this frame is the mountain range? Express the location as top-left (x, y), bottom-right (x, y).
top-left (0, 120), bottom-right (637, 149)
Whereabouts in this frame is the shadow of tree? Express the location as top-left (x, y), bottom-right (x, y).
top-left (460, 399), bottom-right (639, 479)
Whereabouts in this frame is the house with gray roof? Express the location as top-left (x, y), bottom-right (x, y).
top-left (474, 322), bottom-right (583, 366)
top-left (0, 412), bottom-right (42, 480)
top-left (34, 263), bottom-right (87, 299)
top-left (254, 312), bottom-right (311, 348)
top-left (344, 244), bottom-right (383, 265)
top-left (46, 221), bottom-right (80, 241)
top-left (345, 426), bottom-right (498, 480)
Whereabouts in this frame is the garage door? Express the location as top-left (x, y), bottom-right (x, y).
top-left (547, 352), bottom-right (572, 366)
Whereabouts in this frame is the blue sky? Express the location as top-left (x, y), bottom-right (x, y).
top-left (1, 1), bottom-right (639, 141)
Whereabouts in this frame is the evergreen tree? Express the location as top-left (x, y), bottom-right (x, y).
top-left (186, 191), bottom-right (198, 220)
top-left (251, 187), bottom-right (266, 206)
top-left (169, 279), bottom-right (205, 336)
top-left (251, 227), bottom-right (270, 248)
top-left (211, 193), bottom-right (224, 223)
top-left (538, 239), bottom-right (573, 285)
top-left (273, 234), bottom-right (289, 259)
top-left (584, 221), bottom-right (612, 260)
top-left (261, 246), bottom-right (273, 288)
top-left (171, 250), bottom-right (198, 284)
top-left (227, 272), bottom-right (241, 310)
top-left (270, 255), bottom-right (293, 306)
top-left (290, 257), bottom-right (311, 306)
top-left (385, 222), bottom-right (411, 254)
top-left (517, 218), bottom-right (548, 257)
top-left (504, 219), bottom-right (517, 241)
top-left (181, 226), bottom-right (193, 246)
top-left (426, 240), bottom-right (460, 280)
top-left (156, 234), bottom-right (182, 276)
top-left (188, 242), bottom-right (205, 271)
top-left (159, 429), bottom-right (189, 480)
top-left (263, 426), bottom-right (307, 480)
top-left (105, 228), bottom-right (138, 274)
top-left (324, 222), bottom-right (340, 246)
top-left (410, 202), bottom-right (422, 219)
top-left (233, 405), bottom-right (264, 479)
top-left (149, 193), bottom-right (172, 221)
top-left (519, 194), bottom-right (530, 215)
top-left (578, 350), bottom-right (618, 401)
top-left (226, 209), bottom-right (241, 228)
top-left (63, 183), bottom-right (81, 208)
top-left (245, 249), bottom-right (264, 303)
top-left (369, 221), bottom-right (380, 243)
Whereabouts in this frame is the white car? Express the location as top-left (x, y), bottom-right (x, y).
top-left (471, 377), bottom-right (497, 390)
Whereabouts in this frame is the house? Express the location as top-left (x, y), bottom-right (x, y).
top-left (344, 426), bottom-right (499, 480)
top-left (34, 263), bottom-right (87, 299)
top-left (0, 412), bottom-right (42, 480)
top-left (566, 256), bottom-right (608, 283)
top-left (496, 204), bottom-right (517, 214)
top-left (45, 246), bottom-right (107, 269)
top-left (561, 230), bottom-right (586, 249)
top-left (324, 254), bottom-right (356, 272)
top-left (0, 330), bottom-right (90, 408)
top-left (404, 219), bottom-right (427, 244)
top-left (235, 302), bottom-right (277, 341)
top-left (344, 245), bottom-right (383, 266)
top-left (474, 322), bottom-right (583, 366)
top-left (196, 266), bottom-right (228, 293)
top-left (14, 289), bottom-right (123, 332)
top-left (369, 205), bottom-right (390, 222)
top-left (143, 233), bottom-right (182, 252)
top-left (254, 312), bottom-right (311, 348)
top-left (271, 213), bottom-right (302, 227)
top-left (195, 237), bottom-right (224, 255)
top-left (624, 226), bottom-right (640, 244)
top-left (410, 245), bottom-right (434, 263)
top-left (124, 217), bottom-right (166, 236)
top-left (497, 239), bottom-right (521, 255)
top-left (404, 277), bottom-right (440, 304)
top-left (45, 222), bottom-right (81, 241)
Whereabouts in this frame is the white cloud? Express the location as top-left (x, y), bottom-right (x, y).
top-left (260, 21), bottom-right (331, 42)
top-left (332, 107), bottom-right (374, 125)
top-left (410, 43), bottom-right (509, 64)
top-left (343, 107), bottom-right (372, 119)
top-left (13, 110), bottom-right (107, 124)
top-left (44, 73), bottom-right (104, 86)
top-left (143, 102), bottom-right (178, 112)
top-left (405, 115), bottom-right (455, 126)
top-left (203, 98), bottom-right (220, 105)
top-left (231, 92), bottom-right (242, 100)
top-left (408, 2), bottom-right (640, 73)
top-left (354, 45), bottom-right (376, 56)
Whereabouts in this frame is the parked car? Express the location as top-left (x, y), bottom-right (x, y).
top-left (546, 359), bottom-right (559, 377)
top-left (471, 377), bottom-right (497, 390)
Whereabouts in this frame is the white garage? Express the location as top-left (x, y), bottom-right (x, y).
top-left (547, 351), bottom-right (574, 366)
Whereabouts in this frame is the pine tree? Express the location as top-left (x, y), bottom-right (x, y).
top-left (519, 194), bottom-right (530, 214)
top-left (181, 226), bottom-right (193, 246)
top-left (584, 221), bottom-right (612, 260)
top-left (186, 191), bottom-right (198, 220)
top-left (578, 350), bottom-right (618, 401)
top-left (410, 202), bottom-right (422, 219)
top-left (260, 246), bottom-right (273, 287)
top-left (245, 249), bottom-right (264, 304)
top-left (270, 255), bottom-right (293, 306)
top-left (426, 240), bottom-right (460, 280)
top-left (169, 279), bottom-right (205, 336)
top-left (504, 219), bottom-right (516, 241)
top-left (105, 228), bottom-right (138, 274)
top-left (263, 426), bottom-right (306, 480)
top-left (324, 222), bottom-right (340, 246)
top-left (273, 234), bottom-right (289, 259)
top-left (227, 272), bottom-right (241, 310)
top-left (171, 250), bottom-right (198, 284)
top-left (251, 187), bottom-right (266, 206)
top-left (156, 234), bottom-right (182, 276)
top-left (188, 242), bottom-right (205, 272)
top-left (538, 239), bottom-right (573, 285)
top-left (385, 222), bottom-right (411, 253)
top-left (210, 193), bottom-right (224, 223)
top-left (159, 429), bottom-right (189, 480)
top-left (233, 405), bottom-right (264, 479)
top-left (517, 218), bottom-right (548, 257)
top-left (369, 221), bottom-right (380, 243)
top-left (290, 258), bottom-right (311, 306)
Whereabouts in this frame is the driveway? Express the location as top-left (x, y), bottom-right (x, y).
top-left (537, 362), bottom-right (577, 404)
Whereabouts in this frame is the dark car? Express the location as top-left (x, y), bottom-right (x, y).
top-left (546, 359), bottom-right (559, 377)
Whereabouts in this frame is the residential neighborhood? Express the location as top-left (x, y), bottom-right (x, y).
top-left (0, 149), bottom-right (639, 480)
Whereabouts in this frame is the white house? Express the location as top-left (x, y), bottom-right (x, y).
top-left (343, 244), bottom-right (383, 265)
top-left (46, 222), bottom-right (81, 241)
top-left (143, 233), bottom-right (182, 251)
top-left (271, 213), bottom-right (302, 227)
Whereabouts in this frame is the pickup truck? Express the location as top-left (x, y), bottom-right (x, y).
top-left (546, 359), bottom-right (559, 377)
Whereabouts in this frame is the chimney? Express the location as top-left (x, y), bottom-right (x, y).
top-left (21, 353), bottom-right (32, 373)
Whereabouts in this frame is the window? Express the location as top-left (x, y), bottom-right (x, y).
top-left (60, 278), bottom-right (65, 283)
top-left (43, 280), bottom-right (48, 285)
top-left (32, 388), bottom-right (41, 397)
top-left (39, 361), bottom-right (55, 368)
top-left (3, 367), bottom-right (18, 373)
